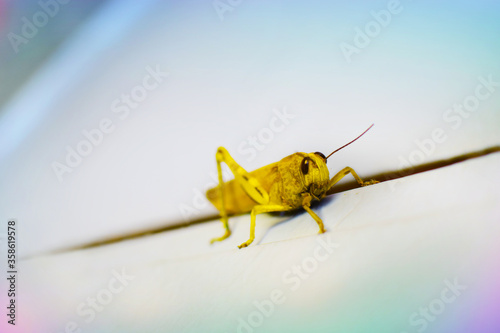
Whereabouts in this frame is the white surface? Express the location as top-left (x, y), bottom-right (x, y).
top-left (1, 1), bottom-right (499, 257)
top-left (14, 153), bottom-right (500, 332)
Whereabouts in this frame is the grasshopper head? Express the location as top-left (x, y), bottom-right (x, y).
top-left (282, 125), bottom-right (374, 205)
top-left (299, 152), bottom-right (330, 200)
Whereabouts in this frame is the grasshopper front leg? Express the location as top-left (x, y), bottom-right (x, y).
top-left (210, 147), bottom-right (271, 245)
top-left (298, 167), bottom-right (376, 235)
top-left (327, 166), bottom-right (378, 190)
top-left (302, 193), bottom-right (326, 234)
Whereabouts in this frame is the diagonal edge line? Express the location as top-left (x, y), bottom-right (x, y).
top-left (26, 145), bottom-right (500, 258)
top-left (326, 145), bottom-right (500, 195)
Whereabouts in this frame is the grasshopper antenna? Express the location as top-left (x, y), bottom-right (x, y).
top-left (326, 124), bottom-right (374, 160)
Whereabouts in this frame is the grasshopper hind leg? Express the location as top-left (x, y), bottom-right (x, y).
top-left (210, 148), bottom-right (232, 244)
top-left (210, 209), bottom-right (231, 244)
top-left (209, 147), bottom-right (282, 248)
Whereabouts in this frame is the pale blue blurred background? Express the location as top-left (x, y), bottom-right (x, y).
top-left (0, 0), bottom-right (106, 106)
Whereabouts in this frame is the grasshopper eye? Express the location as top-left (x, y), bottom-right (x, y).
top-left (300, 158), bottom-right (310, 175)
top-left (314, 152), bottom-right (326, 163)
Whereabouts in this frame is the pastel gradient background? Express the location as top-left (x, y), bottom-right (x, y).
top-left (0, 0), bottom-right (499, 332)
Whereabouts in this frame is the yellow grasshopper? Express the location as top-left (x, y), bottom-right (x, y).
top-left (206, 124), bottom-right (378, 249)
